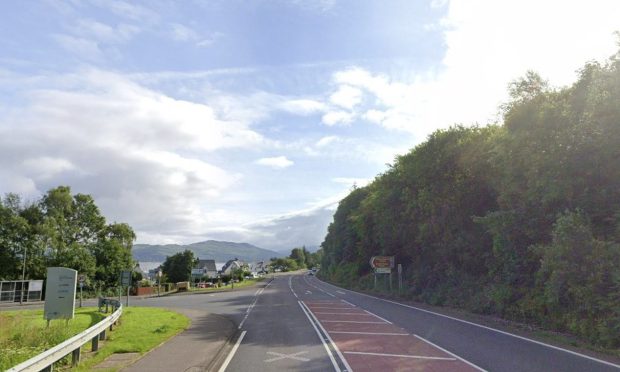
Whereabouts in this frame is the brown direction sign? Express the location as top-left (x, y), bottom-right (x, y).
top-left (369, 256), bottom-right (394, 269)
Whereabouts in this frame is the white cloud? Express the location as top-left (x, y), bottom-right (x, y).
top-left (53, 34), bottom-right (104, 61)
top-left (321, 110), bottom-right (354, 126)
top-left (280, 99), bottom-right (327, 115)
top-left (0, 69), bottom-right (263, 241)
top-left (255, 156), bottom-right (294, 169)
top-left (315, 136), bottom-right (339, 148)
top-left (72, 19), bottom-right (140, 44)
top-left (329, 85), bottom-right (363, 109)
top-left (320, 1), bottom-right (620, 139)
top-left (171, 23), bottom-right (198, 41)
top-left (332, 177), bottom-right (371, 188)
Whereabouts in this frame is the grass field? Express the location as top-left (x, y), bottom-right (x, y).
top-left (0, 306), bottom-right (189, 371)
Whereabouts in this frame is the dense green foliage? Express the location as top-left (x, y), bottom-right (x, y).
top-left (161, 249), bottom-right (196, 283)
top-left (320, 53), bottom-right (620, 347)
top-left (270, 246), bottom-right (322, 271)
top-left (0, 186), bottom-right (136, 288)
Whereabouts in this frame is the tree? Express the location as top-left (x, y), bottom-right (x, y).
top-left (162, 250), bottom-right (196, 283)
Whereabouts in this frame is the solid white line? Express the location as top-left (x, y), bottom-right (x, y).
top-left (254, 289), bottom-right (261, 296)
top-left (318, 279), bottom-right (620, 370)
top-left (322, 320), bottom-right (387, 324)
top-left (288, 275), bottom-right (298, 298)
top-left (329, 331), bottom-right (409, 336)
top-left (414, 335), bottom-right (487, 371)
top-left (363, 309), bottom-right (393, 324)
top-left (298, 301), bottom-right (341, 372)
top-left (336, 290), bottom-right (346, 294)
top-left (307, 307), bottom-right (355, 310)
top-left (343, 351), bottom-right (456, 361)
top-left (302, 301), bottom-right (353, 372)
top-left (218, 330), bottom-right (246, 372)
top-left (340, 300), bottom-right (356, 307)
top-left (315, 312), bottom-right (370, 315)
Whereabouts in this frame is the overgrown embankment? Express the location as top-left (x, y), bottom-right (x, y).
top-left (320, 52), bottom-right (620, 348)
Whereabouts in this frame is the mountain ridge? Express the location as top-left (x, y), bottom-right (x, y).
top-left (132, 240), bottom-right (283, 263)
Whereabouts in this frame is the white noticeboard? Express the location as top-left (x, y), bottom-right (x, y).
top-left (375, 267), bottom-right (391, 274)
top-left (44, 267), bottom-right (77, 320)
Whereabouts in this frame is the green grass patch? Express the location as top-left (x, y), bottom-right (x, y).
top-left (1, 307), bottom-right (189, 371)
top-left (74, 307), bottom-right (189, 371)
top-left (0, 307), bottom-right (105, 370)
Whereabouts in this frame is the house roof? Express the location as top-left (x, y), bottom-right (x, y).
top-left (196, 259), bottom-right (217, 271)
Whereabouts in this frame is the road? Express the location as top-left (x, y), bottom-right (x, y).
top-left (5, 273), bottom-right (619, 371)
top-left (213, 273), bottom-right (620, 372)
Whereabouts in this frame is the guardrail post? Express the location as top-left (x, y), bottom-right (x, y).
top-left (71, 348), bottom-right (81, 367)
top-left (92, 335), bottom-right (99, 351)
top-left (100, 329), bottom-right (106, 340)
top-left (41, 365), bottom-right (53, 372)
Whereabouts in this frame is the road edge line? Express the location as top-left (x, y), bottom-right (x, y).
top-left (298, 301), bottom-right (342, 372)
top-left (217, 330), bottom-right (246, 372)
top-left (315, 278), bottom-right (620, 369)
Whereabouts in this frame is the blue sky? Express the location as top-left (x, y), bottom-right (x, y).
top-left (1, 0), bottom-right (619, 251)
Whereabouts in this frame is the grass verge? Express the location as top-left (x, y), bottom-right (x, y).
top-left (0, 307), bottom-right (189, 371)
top-left (0, 307), bottom-right (105, 370)
top-left (74, 307), bottom-right (189, 371)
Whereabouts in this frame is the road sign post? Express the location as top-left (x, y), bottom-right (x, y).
top-left (78, 274), bottom-right (86, 308)
top-left (370, 256), bottom-right (395, 291)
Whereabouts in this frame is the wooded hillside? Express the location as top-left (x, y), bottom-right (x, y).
top-left (320, 53), bottom-right (620, 347)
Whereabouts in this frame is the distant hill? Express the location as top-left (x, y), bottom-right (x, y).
top-left (132, 240), bottom-right (283, 263)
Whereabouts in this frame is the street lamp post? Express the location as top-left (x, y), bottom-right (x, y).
top-left (157, 269), bottom-right (162, 297)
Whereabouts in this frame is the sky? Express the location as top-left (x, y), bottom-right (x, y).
top-left (1, 0), bottom-right (619, 252)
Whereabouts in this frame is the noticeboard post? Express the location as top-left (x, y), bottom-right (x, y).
top-left (370, 256), bottom-right (395, 291)
top-left (120, 270), bottom-right (132, 307)
top-left (44, 267), bottom-right (77, 324)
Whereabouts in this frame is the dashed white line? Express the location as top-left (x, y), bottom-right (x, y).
top-left (343, 351), bottom-right (457, 361)
top-left (217, 330), bottom-right (246, 372)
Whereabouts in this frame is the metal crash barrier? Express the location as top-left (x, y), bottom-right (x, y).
top-left (7, 304), bottom-right (123, 372)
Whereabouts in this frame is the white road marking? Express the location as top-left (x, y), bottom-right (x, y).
top-left (289, 275), bottom-right (299, 298)
top-left (340, 299), bottom-right (356, 307)
top-left (336, 290), bottom-right (346, 294)
top-left (318, 278), bottom-right (620, 370)
top-left (238, 297), bottom-right (258, 329)
top-left (343, 351), bottom-right (457, 361)
top-left (414, 335), bottom-right (487, 371)
top-left (329, 331), bottom-right (410, 336)
top-left (301, 301), bottom-right (353, 372)
top-left (314, 312), bottom-right (370, 315)
top-left (264, 351), bottom-right (310, 363)
top-left (297, 301), bottom-right (341, 372)
top-left (306, 307), bottom-right (356, 310)
top-left (304, 276), bottom-right (336, 297)
top-left (217, 330), bottom-right (246, 372)
top-left (306, 290), bottom-right (313, 294)
top-left (363, 309), bottom-right (393, 324)
top-left (321, 320), bottom-right (387, 324)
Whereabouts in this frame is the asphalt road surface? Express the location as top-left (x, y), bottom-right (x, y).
top-left (6, 274), bottom-right (619, 371)
top-left (215, 273), bottom-right (620, 372)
